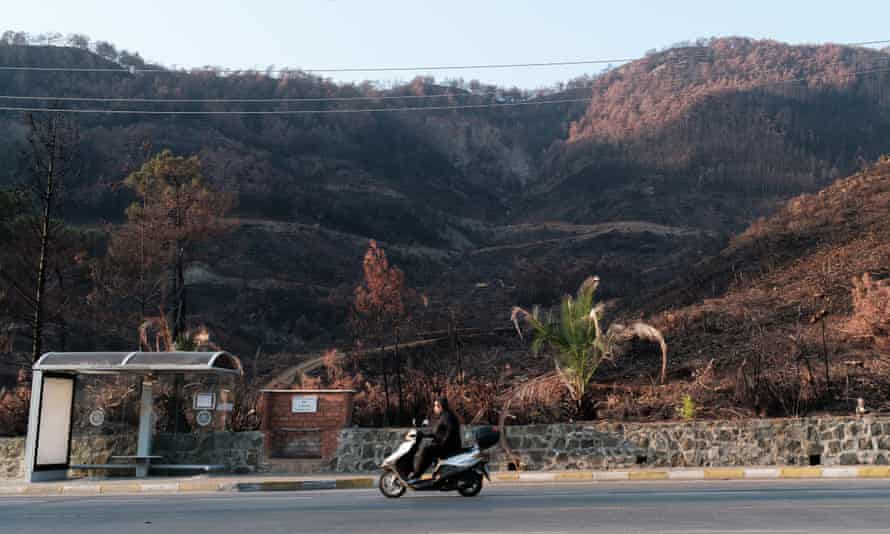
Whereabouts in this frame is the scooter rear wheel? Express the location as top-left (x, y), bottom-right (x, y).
top-left (379, 470), bottom-right (407, 498)
top-left (457, 472), bottom-right (483, 497)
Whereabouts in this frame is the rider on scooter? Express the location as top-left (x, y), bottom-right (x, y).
top-left (409, 396), bottom-right (462, 483)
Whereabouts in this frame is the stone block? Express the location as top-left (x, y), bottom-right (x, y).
top-left (839, 452), bottom-right (860, 465)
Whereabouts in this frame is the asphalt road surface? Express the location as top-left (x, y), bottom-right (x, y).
top-left (3, 480), bottom-right (890, 533)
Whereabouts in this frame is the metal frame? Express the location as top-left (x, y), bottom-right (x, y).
top-left (34, 351), bottom-right (243, 375)
top-left (25, 352), bottom-right (243, 483)
top-left (31, 372), bottom-right (76, 473)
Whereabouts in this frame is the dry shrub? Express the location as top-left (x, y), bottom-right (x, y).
top-left (401, 368), bottom-right (518, 426)
top-left (846, 273), bottom-right (890, 352)
top-left (231, 376), bottom-right (262, 432)
top-left (296, 349), bottom-right (387, 426)
top-left (0, 369), bottom-right (31, 436)
top-left (731, 329), bottom-right (828, 417)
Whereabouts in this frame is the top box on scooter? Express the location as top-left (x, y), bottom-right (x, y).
top-left (475, 427), bottom-right (500, 450)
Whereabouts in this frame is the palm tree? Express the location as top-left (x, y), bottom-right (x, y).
top-left (511, 276), bottom-right (667, 411)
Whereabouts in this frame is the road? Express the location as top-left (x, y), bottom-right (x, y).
top-left (3, 480), bottom-right (890, 533)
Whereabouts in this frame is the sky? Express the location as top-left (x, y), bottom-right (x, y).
top-left (7, 0), bottom-right (890, 89)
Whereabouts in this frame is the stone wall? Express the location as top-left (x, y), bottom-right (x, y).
top-left (0, 438), bottom-right (24, 479)
top-left (333, 416), bottom-right (890, 472)
top-left (0, 432), bottom-right (264, 479)
top-left (153, 431), bottom-right (264, 473)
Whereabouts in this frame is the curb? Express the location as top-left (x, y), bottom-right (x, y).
top-left (4, 466), bottom-right (890, 496)
top-left (235, 478), bottom-right (375, 492)
top-left (0, 477), bottom-right (377, 496)
top-left (489, 466), bottom-right (890, 483)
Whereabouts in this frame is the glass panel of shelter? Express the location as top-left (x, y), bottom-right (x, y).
top-left (67, 372), bottom-right (236, 473)
top-left (69, 374), bottom-right (141, 470)
top-left (151, 373), bottom-right (235, 467)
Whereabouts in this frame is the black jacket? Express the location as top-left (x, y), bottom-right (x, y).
top-left (432, 409), bottom-right (462, 456)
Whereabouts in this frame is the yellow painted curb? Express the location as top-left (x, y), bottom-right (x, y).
top-left (554, 471), bottom-right (594, 481)
top-left (704, 468), bottom-right (745, 480)
top-left (61, 485), bottom-right (101, 496)
top-left (335, 478), bottom-right (374, 489)
top-left (179, 480), bottom-right (223, 492)
top-left (139, 483), bottom-right (180, 493)
top-left (779, 467), bottom-right (823, 479)
top-left (99, 483), bottom-right (143, 495)
top-left (22, 485), bottom-right (62, 495)
top-left (629, 470), bottom-right (668, 481)
top-left (493, 473), bottom-right (520, 482)
top-left (857, 466), bottom-right (890, 478)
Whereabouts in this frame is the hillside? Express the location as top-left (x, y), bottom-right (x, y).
top-left (612, 160), bottom-right (890, 419)
top-left (2, 36), bottom-right (890, 362)
top-left (536, 37), bottom-right (890, 232)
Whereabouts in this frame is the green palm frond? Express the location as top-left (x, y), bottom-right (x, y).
top-left (511, 275), bottom-right (668, 408)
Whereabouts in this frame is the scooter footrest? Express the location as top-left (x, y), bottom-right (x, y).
top-left (412, 479), bottom-right (437, 490)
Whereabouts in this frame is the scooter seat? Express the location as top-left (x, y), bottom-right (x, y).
top-left (442, 447), bottom-right (474, 459)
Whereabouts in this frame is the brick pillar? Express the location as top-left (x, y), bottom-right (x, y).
top-left (261, 390), bottom-right (355, 462)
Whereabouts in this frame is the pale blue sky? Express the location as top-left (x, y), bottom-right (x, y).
top-left (8, 1), bottom-right (890, 88)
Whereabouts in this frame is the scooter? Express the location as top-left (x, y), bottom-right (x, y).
top-left (378, 422), bottom-right (500, 498)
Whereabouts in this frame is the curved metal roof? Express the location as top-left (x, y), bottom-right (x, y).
top-left (34, 351), bottom-right (242, 375)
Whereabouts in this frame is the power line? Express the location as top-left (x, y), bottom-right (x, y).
top-left (0, 52), bottom-right (880, 107)
top-left (277, 58), bottom-right (641, 74)
top-left (0, 58), bottom-right (638, 75)
top-left (0, 50), bottom-right (865, 107)
top-left (1, 38), bottom-right (887, 75)
top-left (0, 62), bottom-right (888, 116)
top-left (0, 97), bottom-right (594, 115)
top-left (845, 39), bottom-right (890, 47)
top-left (0, 89), bottom-right (588, 104)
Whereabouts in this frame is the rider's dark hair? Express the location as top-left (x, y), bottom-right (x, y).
top-left (436, 396), bottom-right (450, 411)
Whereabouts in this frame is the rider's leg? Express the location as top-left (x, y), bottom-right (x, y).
top-left (412, 443), bottom-right (440, 479)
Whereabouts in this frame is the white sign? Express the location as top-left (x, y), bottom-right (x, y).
top-left (88, 409), bottom-right (105, 427)
top-left (196, 410), bottom-right (213, 427)
top-left (36, 377), bottom-right (74, 466)
top-left (194, 392), bottom-right (216, 410)
top-left (291, 395), bottom-right (318, 413)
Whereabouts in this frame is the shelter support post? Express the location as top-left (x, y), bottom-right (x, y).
top-left (136, 379), bottom-right (154, 477)
top-left (24, 370), bottom-right (44, 482)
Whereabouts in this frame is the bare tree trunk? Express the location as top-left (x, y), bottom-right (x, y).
top-left (394, 325), bottom-right (404, 424)
top-left (55, 266), bottom-right (67, 351)
top-left (31, 191), bottom-right (52, 362)
top-left (172, 242), bottom-right (187, 341)
top-left (30, 129), bottom-right (57, 363)
top-left (381, 345), bottom-right (390, 426)
top-left (821, 320), bottom-right (830, 392)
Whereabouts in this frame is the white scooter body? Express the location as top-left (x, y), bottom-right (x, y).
top-left (378, 426), bottom-right (493, 498)
top-left (381, 430), bottom-right (419, 468)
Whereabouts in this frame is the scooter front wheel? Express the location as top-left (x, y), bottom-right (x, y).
top-left (379, 469), bottom-right (407, 498)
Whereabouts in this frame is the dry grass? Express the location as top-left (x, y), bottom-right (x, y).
top-left (845, 273), bottom-right (890, 352)
top-left (634, 159), bottom-right (890, 417)
top-left (0, 369), bottom-right (31, 437)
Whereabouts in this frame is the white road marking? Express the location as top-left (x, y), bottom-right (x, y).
top-left (729, 503), bottom-right (890, 510)
top-left (435, 532), bottom-right (568, 534)
top-left (654, 531), bottom-right (808, 534)
top-left (54, 495), bottom-right (314, 505)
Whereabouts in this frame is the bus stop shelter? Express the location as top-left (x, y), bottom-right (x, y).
top-left (24, 351), bottom-right (242, 482)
